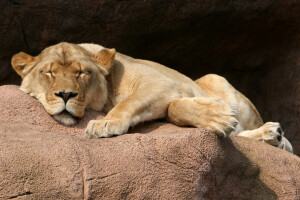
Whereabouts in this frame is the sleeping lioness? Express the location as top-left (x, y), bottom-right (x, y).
top-left (11, 42), bottom-right (293, 153)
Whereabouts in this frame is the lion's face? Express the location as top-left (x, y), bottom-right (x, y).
top-left (11, 42), bottom-right (115, 126)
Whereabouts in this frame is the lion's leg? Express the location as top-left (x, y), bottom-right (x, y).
top-left (195, 74), bottom-right (264, 131)
top-left (195, 74), bottom-right (293, 152)
top-left (237, 122), bottom-right (293, 153)
top-left (84, 85), bottom-right (173, 138)
top-left (167, 97), bottom-right (238, 137)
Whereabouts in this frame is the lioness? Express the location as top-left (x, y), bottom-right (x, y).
top-left (11, 42), bottom-right (293, 153)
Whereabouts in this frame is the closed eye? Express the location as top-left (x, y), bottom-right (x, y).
top-left (40, 70), bottom-right (52, 76)
top-left (45, 71), bottom-right (52, 75)
top-left (79, 71), bottom-right (91, 77)
top-left (80, 71), bottom-right (90, 74)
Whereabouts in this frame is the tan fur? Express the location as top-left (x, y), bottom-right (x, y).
top-left (11, 52), bottom-right (36, 78)
top-left (11, 42), bottom-right (293, 153)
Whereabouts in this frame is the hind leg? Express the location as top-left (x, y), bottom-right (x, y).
top-left (168, 97), bottom-right (238, 137)
top-left (238, 122), bottom-right (293, 153)
top-left (195, 74), bottom-right (293, 152)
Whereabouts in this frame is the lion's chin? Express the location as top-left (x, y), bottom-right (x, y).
top-left (52, 110), bottom-right (78, 126)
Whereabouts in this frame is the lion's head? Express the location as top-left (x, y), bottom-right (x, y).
top-left (11, 42), bottom-right (116, 126)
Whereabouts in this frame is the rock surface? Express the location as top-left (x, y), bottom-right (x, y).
top-left (0, 0), bottom-right (299, 155)
top-left (0, 85), bottom-right (299, 199)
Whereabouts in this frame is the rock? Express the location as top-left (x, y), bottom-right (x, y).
top-left (0, 0), bottom-right (299, 155)
top-left (0, 85), bottom-right (299, 199)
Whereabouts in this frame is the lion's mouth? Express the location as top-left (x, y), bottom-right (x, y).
top-left (52, 110), bottom-right (79, 126)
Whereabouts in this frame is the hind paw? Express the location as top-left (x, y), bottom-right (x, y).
top-left (261, 122), bottom-right (283, 146)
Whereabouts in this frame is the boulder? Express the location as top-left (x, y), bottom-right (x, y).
top-left (0, 0), bottom-right (299, 155)
top-left (0, 85), bottom-right (299, 199)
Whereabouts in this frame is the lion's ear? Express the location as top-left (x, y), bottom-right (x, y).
top-left (11, 52), bottom-right (37, 78)
top-left (93, 48), bottom-right (116, 74)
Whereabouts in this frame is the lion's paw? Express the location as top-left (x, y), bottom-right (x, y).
top-left (84, 119), bottom-right (129, 139)
top-left (261, 122), bottom-right (283, 146)
top-left (193, 98), bottom-right (238, 137)
top-left (278, 136), bottom-right (293, 153)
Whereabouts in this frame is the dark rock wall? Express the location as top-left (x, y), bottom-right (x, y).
top-left (0, 0), bottom-right (299, 154)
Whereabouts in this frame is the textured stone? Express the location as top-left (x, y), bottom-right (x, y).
top-left (0, 85), bottom-right (299, 199)
top-left (0, 0), bottom-right (299, 155)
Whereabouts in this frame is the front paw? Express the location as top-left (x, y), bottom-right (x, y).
top-left (261, 122), bottom-right (283, 146)
top-left (84, 119), bottom-right (129, 139)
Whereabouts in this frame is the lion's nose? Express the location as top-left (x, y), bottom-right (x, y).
top-left (55, 91), bottom-right (78, 103)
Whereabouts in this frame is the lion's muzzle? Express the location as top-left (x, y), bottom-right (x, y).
top-left (55, 91), bottom-right (78, 103)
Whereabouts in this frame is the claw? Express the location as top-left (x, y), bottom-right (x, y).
top-left (215, 98), bottom-right (222, 102)
top-left (209, 125), bottom-right (227, 137)
top-left (221, 112), bottom-right (237, 117)
top-left (231, 109), bottom-right (237, 116)
top-left (220, 121), bottom-right (236, 130)
top-left (227, 125), bottom-right (236, 130)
